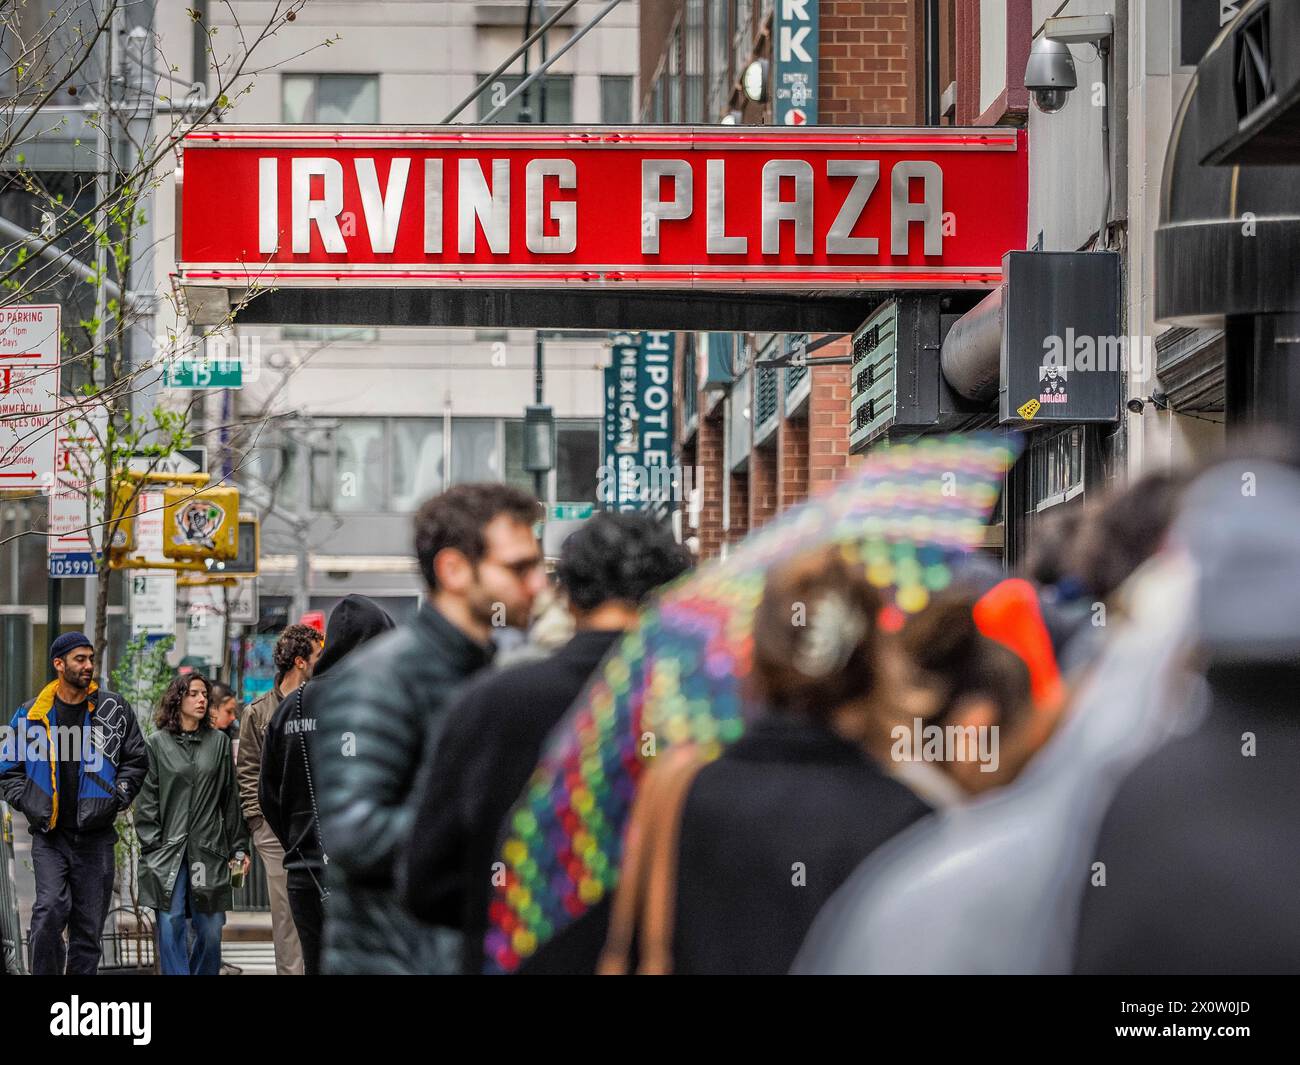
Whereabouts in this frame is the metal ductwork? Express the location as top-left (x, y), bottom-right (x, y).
top-left (939, 286), bottom-right (1002, 403)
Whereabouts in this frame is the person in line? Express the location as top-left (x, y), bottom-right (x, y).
top-left (236, 623), bottom-right (321, 975)
top-left (863, 578), bottom-right (1062, 809)
top-left (399, 511), bottom-right (692, 974)
top-left (314, 483), bottom-right (548, 974)
top-left (795, 470), bottom-right (1194, 975)
top-left (136, 673), bottom-right (249, 976)
top-left (260, 594), bottom-right (396, 975)
top-left (1074, 457), bottom-right (1300, 974)
top-left (602, 547), bottom-right (933, 975)
top-left (0, 633), bottom-right (148, 975)
top-left (209, 683), bottom-right (239, 754)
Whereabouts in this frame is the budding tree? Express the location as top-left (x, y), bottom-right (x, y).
top-left (0, 0), bottom-right (333, 666)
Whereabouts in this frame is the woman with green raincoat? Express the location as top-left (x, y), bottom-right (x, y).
top-left (135, 673), bottom-right (250, 975)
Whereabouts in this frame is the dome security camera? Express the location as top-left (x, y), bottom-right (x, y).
top-left (1024, 37), bottom-right (1077, 114)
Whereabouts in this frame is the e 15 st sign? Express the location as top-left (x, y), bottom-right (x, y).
top-left (178, 126), bottom-right (1027, 291)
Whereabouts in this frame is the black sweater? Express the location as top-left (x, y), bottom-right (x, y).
top-left (672, 715), bottom-right (932, 975)
top-left (399, 628), bottom-right (622, 974)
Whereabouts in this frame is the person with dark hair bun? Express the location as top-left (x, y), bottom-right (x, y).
top-left (136, 673), bottom-right (249, 975)
top-left (399, 511), bottom-right (692, 974)
top-left (605, 546), bottom-right (932, 975)
top-left (858, 580), bottom-right (1060, 806)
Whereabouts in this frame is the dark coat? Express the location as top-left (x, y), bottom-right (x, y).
top-left (671, 715), bottom-right (932, 975)
top-left (313, 603), bottom-right (495, 974)
top-left (1073, 664), bottom-right (1300, 975)
top-left (398, 628), bottom-right (622, 974)
top-left (135, 726), bottom-right (249, 913)
top-left (260, 595), bottom-right (395, 874)
top-left (0, 681), bottom-right (147, 836)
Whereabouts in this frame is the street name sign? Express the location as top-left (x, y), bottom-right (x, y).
top-left (178, 126), bottom-right (1027, 292)
top-left (47, 409), bottom-right (106, 578)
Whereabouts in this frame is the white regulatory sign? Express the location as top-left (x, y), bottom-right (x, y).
top-left (0, 305), bottom-right (60, 492)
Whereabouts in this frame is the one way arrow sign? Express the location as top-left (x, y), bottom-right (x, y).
top-left (128, 447), bottom-right (207, 476)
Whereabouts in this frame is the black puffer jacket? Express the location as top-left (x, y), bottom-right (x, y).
top-left (313, 603), bottom-right (495, 974)
top-left (260, 595), bottom-right (395, 875)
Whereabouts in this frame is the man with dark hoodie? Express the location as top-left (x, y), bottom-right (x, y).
top-left (260, 594), bottom-right (395, 975)
top-left (399, 512), bottom-right (691, 974)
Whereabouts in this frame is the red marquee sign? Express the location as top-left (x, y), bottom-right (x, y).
top-left (178, 126), bottom-right (1027, 291)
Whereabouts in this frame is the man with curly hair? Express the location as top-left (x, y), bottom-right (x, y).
top-left (398, 511), bottom-right (691, 973)
top-left (237, 622), bottom-right (322, 975)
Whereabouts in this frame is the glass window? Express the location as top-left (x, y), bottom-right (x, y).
top-left (708, 0), bottom-right (731, 118)
top-left (556, 422), bottom-right (600, 503)
top-left (310, 438), bottom-right (331, 512)
top-left (282, 74), bottom-right (379, 123)
top-left (647, 78), bottom-right (664, 123)
top-left (249, 430), bottom-right (300, 511)
top-left (477, 74), bottom-right (573, 123)
top-left (391, 419), bottom-right (445, 512)
top-left (667, 26), bottom-right (682, 123)
top-left (331, 419), bottom-right (386, 512)
top-left (451, 419), bottom-right (502, 484)
top-left (503, 419), bottom-right (535, 494)
top-left (685, 0), bottom-right (705, 123)
top-left (600, 76), bottom-right (634, 125)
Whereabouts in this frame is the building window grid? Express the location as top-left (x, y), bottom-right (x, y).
top-left (281, 74), bottom-right (379, 124)
top-left (476, 73), bottom-right (574, 123)
top-left (600, 75), bottom-right (634, 125)
top-left (302, 416), bottom-right (600, 514)
top-left (1033, 427), bottom-right (1085, 504)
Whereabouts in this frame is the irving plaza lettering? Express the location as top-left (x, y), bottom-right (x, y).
top-left (255, 155), bottom-right (945, 259)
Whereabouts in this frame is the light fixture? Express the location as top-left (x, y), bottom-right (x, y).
top-left (720, 110), bottom-right (743, 125)
top-left (1023, 37), bottom-right (1076, 114)
top-left (742, 59), bottom-right (769, 103)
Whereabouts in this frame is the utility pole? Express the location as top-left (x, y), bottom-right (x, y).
top-left (532, 0), bottom-right (548, 509)
top-left (291, 424), bottom-right (312, 624)
top-left (81, 0), bottom-right (117, 654)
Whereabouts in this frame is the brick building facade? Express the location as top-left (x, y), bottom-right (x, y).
top-left (641, 1), bottom-right (958, 558)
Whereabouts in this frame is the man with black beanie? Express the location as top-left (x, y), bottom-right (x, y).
top-left (0, 633), bottom-right (147, 974)
top-left (260, 594), bottom-right (396, 975)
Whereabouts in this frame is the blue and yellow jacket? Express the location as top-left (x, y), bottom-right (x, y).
top-left (0, 680), bottom-right (148, 834)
